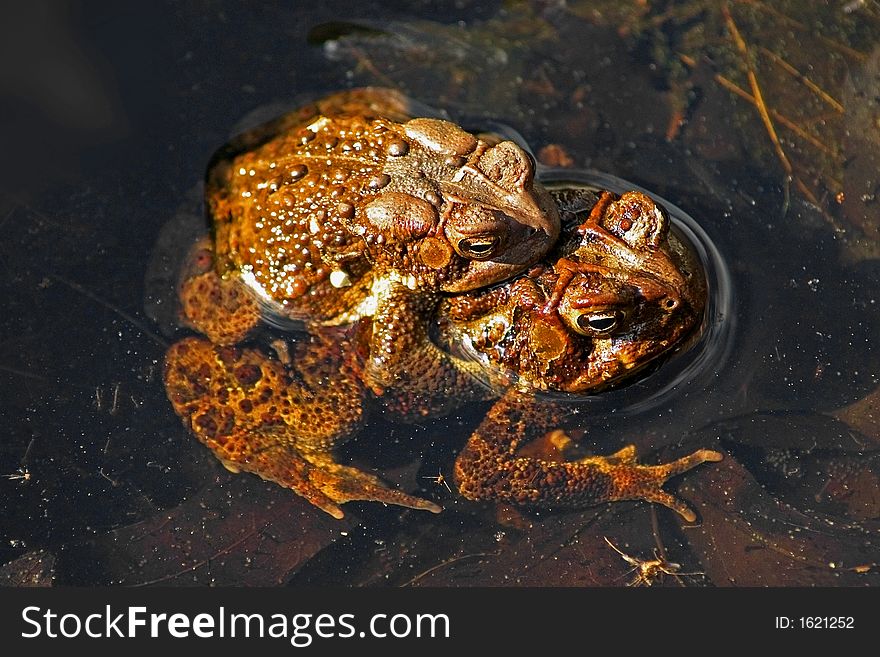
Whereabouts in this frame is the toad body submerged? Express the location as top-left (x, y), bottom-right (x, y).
top-left (164, 89), bottom-right (720, 520)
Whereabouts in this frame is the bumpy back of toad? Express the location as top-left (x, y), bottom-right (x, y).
top-left (205, 88), bottom-right (560, 327)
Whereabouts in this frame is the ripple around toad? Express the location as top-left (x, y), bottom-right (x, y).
top-left (450, 167), bottom-right (736, 417)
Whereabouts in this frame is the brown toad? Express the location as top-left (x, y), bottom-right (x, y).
top-left (165, 187), bottom-right (720, 520)
top-left (444, 190), bottom-right (721, 522)
top-left (166, 88), bottom-right (559, 516)
top-left (181, 87), bottom-right (559, 391)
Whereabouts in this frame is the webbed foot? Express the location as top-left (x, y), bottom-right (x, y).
top-left (578, 445), bottom-right (723, 522)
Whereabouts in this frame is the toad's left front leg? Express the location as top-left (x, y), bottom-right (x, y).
top-left (365, 281), bottom-right (491, 416)
top-left (454, 390), bottom-right (722, 522)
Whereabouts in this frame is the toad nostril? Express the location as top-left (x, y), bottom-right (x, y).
top-left (664, 297), bottom-right (679, 310)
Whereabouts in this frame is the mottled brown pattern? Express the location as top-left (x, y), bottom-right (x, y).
top-left (165, 89), bottom-right (564, 519)
top-left (364, 282), bottom-right (492, 413)
top-left (165, 114), bottom-right (722, 521)
top-left (164, 332), bottom-right (441, 519)
top-left (454, 391), bottom-right (722, 522)
top-left (444, 191), bottom-right (707, 393)
top-left (182, 86), bottom-right (559, 389)
top-left (447, 190), bottom-right (722, 521)
top-left (206, 87), bottom-right (558, 315)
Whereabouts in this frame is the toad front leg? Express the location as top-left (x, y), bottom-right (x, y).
top-left (454, 390), bottom-right (722, 522)
top-left (365, 280), bottom-right (492, 414)
top-left (164, 334), bottom-right (440, 518)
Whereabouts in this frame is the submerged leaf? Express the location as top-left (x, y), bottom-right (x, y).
top-left (679, 444), bottom-right (880, 585)
top-left (61, 476), bottom-right (354, 586)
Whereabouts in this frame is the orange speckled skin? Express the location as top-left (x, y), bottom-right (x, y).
top-left (166, 88), bottom-right (560, 517)
top-left (444, 190), bottom-right (721, 521)
top-left (184, 88), bottom-right (558, 379)
top-left (165, 184), bottom-right (720, 521)
top-left (164, 328), bottom-right (447, 518)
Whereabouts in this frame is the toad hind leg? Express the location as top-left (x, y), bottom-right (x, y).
top-left (574, 447), bottom-right (723, 522)
top-left (302, 453), bottom-right (441, 516)
top-left (454, 391), bottom-right (722, 522)
top-left (164, 335), bottom-right (440, 518)
top-left (219, 446), bottom-right (441, 519)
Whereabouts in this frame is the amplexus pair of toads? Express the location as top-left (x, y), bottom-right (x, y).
top-left (163, 88), bottom-right (721, 522)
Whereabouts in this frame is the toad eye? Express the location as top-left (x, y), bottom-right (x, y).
top-left (455, 235), bottom-right (501, 260)
top-left (572, 310), bottom-right (623, 337)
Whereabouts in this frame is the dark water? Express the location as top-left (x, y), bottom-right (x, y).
top-left (1, 1), bottom-right (878, 587)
